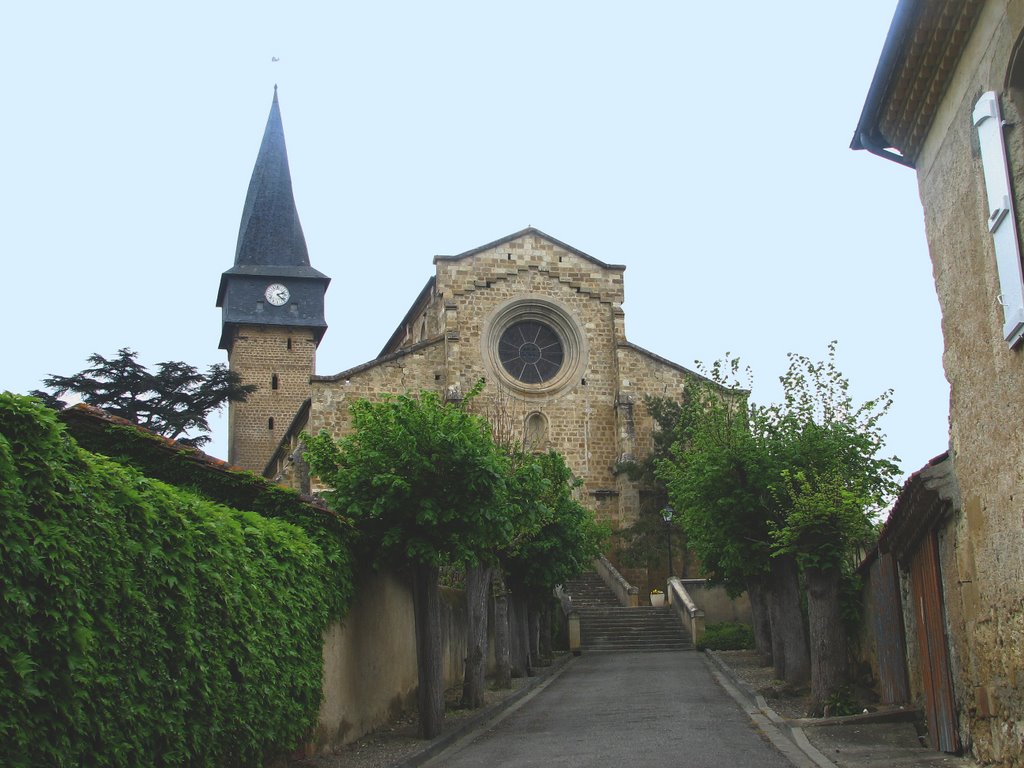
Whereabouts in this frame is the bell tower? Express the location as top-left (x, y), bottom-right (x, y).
top-left (217, 87), bottom-right (329, 472)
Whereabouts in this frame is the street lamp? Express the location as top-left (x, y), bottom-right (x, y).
top-left (661, 505), bottom-right (675, 579)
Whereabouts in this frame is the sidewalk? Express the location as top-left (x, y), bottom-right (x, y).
top-left (297, 654), bottom-right (575, 768)
top-left (706, 651), bottom-right (977, 768)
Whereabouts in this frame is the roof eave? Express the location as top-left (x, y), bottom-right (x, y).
top-left (850, 0), bottom-right (920, 162)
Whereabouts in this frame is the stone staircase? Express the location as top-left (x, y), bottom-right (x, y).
top-left (562, 572), bottom-right (693, 652)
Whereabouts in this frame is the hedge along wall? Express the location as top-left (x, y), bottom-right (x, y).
top-left (0, 395), bottom-right (350, 767)
top-left (57, 404), bottom-right (355, 622)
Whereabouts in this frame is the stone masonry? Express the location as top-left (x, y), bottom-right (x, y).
top-left (227, 325), bottom-right (316, 473)
top-left (281, 228), bottom-right (714, 534)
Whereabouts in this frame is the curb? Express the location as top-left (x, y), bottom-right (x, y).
top-left (704, 650), bottom-right (837, 768)
top-left (394, 654), bottom-right (575, 768)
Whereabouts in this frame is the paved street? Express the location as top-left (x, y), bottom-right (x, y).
top-left (423, 651), bottom-right (797, 767)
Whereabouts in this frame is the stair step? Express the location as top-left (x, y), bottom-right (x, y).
top-left (563, 570), bottom-right (693, 653)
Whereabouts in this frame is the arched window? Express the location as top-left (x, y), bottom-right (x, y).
top-left (271, 373), bottom-right (279, 390)
top-left (268, 417), bottom-right (275, 430)
top-left (524, 412), bottom-right (548, 453)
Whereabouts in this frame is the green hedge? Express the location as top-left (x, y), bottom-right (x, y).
top-left (59, 409), bottom-right (355, 621)
top-left (697, 622), bottom-right (755, 651)
top-left (0, 395), bottom-right (344, 766)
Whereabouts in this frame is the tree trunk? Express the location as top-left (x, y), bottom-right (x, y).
top-left (538, 602), bottom-right (552, 660)
top-left (805, 564), bottom-right (847, 717)
top-left (767, 554), bottom-right (810, 687)
top-left (461, 563), bottom-right (492, 709)
top-left (509, 592), bottom-right (532, 677)
top-left (492, 571), bottom-right (511, 689)
top-left (411, 562), bottom-right (444, 739)
top-left (746, 577), bottom-right (773, 667)
top-left (528, 604), bottom-right (541, 664)
top-left (508, 593), bottom-right (524, 678)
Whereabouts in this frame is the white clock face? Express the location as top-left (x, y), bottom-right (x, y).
top-left (264, 283), bottom-right (290, 306)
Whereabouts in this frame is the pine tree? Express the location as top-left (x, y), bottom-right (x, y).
top-left (33, 348), bottom-right (255, 448)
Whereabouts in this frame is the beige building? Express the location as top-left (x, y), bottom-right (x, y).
top-left (220, 90), bottom-right (709, 540)
top-left (854, 1), bottom-right (1024, 763)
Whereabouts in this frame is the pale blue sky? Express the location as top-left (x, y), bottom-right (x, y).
top-left (3, 2), bottom-right (948, 480)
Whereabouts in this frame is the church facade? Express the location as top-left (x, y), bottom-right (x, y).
top-left (220, 90), bottom-right (710, 533)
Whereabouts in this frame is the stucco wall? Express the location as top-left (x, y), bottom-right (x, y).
top-left (314, 569), bottom-right (469, 753)
top-left (680, 580), bottom-right (753, 626)
top-left (911, 1), bottom-right (1024, 761)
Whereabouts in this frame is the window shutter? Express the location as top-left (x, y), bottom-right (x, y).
top-left (973, 91), bottom-right (1024, 348)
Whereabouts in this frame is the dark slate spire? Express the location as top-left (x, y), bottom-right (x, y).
top-left (217, 88), bottom-right (330, 351)
top-left (234, 85), bottom-right (310, 268)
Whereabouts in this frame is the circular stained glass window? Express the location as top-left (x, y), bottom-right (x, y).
top-left (498, 320), bottom-right (565, 384)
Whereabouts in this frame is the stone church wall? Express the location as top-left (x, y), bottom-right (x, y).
top-left (434, 233), bottom-right (625, 307)
top-left (301, 233), bottom-right (707, 532)
top-left (436, 250), bottom-right (627, 527)
top-left (227, 326), bottom-right (317, 472)
top-left (309, 339), bottom-right (448, 441)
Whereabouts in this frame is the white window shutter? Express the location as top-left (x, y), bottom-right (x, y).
top-left (973, 91), bottom-right (1024, 348)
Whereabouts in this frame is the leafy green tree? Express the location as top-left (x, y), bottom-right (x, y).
top-left (658, 345), bottom-right (900, 710)
top-left (656, 359), bottom-right (807, 682)
top-left (766, 345), bottom-right (900, 715)
top-left (303, 389), bottom-right (509, 738)
top-left (504, 451), bottom-right (608, 599)
top-left (464, 448), bottom-right (546, 700)
top-left (33, 348), bottom-right (254, 447)
top-left (497, 450), bottom-right (602, 684)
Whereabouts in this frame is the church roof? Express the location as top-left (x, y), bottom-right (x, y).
top-left (228, 86), bottom-right (324, 277)
top-left (434, 227), bottom-right (625, 270)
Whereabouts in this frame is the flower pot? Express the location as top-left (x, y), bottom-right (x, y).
top-left (650, 593), bottom-right (665, 607)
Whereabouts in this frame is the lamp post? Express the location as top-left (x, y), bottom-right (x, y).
top-left (661, 505), bottom-right (675, 580)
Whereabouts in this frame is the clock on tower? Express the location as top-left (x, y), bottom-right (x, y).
top-left (216, 87), bottom-right (330, 472)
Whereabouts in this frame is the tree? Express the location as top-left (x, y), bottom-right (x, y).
top-left (303, 389), bottom-right (510, 738)
top-left (656, 360), bottom-right (807, 682)
top-left (657, 345), bottom-right (900, 712)
top-left (463, 448), bottom-right (545, 703)
top-left (502, 451), bottom-right (608, 674)
top-left (33, 348), bottom-right (254, 447)
top-left (503, 451), bottom-right (607, 598)
top-left (766, 345), bottom-right (900, 715)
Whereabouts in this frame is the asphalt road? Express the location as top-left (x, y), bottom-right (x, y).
top-left (422, 651), bottom-right (798, 768)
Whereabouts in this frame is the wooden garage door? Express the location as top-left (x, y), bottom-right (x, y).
top-left (909, 530), bottom-right (960, 753)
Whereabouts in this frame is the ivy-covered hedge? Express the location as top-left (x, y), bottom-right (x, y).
top-left (58, 406), bottom-right (355, 621)
top-left (0, 395), bottom-right (344, 766)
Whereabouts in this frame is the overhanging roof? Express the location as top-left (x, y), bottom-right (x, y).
top-left (851, 0), bottom-right (985, 166)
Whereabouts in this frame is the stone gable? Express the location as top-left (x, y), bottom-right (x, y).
top-left (283, 230), bottom-right (706, 532)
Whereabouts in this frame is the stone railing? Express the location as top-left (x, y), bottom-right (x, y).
top-left (594, 555), bottom-right (639, 607)
top-left (553, 584), bottom-right (581, 655)
top-left (667, 576), bottom-right (705, 646)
